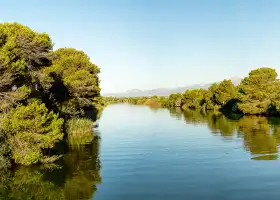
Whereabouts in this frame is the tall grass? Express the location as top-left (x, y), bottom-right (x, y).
top-left (66, 118), bottom-right (94, 146)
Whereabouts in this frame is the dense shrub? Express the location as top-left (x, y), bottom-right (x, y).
top-left (0, 101), bottom-right (64, 165)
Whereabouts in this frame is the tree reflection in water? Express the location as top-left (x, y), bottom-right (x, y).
top-left (168, 108), bottom-right (280, 160)
top-left (0, 138), bottom-right (101, 200)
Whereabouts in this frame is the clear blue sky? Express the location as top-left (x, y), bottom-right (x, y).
top-left (2, 0), bottom-right (280, 93)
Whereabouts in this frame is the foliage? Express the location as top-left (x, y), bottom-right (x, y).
top-left (212, 79), bottom-right (236, 106)
top-left (0, 141), bottom-right (10, 168)
top-left (0, 23), bottom-right (102, 167)
top-left (167, 93), bottom-right (183, 107)
top-left (237, 68), bottom-right (280, 115)
top-left (43, 48), bottom-right (101, 118)
top-left (181, 89), bottom-right (208, 110)
top-left (0, 23), bottom-right (52, 113)
top-left (0, 101), bottom-right (64, 165)
top-left (104, 96), bottom-right (168, 108)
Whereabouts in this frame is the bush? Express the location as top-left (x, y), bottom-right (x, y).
top-left (1, 101), bottom-right (64, 165)
top-left (144, 99), bottom-right (162, 108)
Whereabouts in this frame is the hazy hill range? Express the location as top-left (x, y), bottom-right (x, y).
top-left (104, 77), bottom-right (242, 97)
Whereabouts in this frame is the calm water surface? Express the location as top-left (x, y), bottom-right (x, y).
top-left (2, 104), bottom-right (280, 200)
top-left (95, 104), bottom-right (280, 200)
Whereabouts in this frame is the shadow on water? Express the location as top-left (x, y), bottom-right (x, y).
top-left (166, 108), bottom-right (280, 160)
top-left (0, 134), bottom-right (101, 200)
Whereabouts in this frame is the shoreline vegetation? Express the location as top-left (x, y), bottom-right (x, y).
top-left (104, 67), bottom-right (280, 117)
top-left (0, 23), bottom-right (104, 168)
top-left (1, 22), bottom-right (280, 169)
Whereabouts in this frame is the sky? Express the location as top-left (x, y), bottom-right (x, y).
top-left (2, 0), bottom-right (280, 93)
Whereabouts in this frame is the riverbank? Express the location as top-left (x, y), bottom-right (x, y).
top-left (104, 67), bottom-right (280, 117)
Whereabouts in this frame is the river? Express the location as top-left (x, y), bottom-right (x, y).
top-left (1, 104), bottom-right (280, 200)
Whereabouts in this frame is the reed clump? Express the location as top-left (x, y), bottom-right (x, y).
top-left (66, 118), bottom-right (94, 146)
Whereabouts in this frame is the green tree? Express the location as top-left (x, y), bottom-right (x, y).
top-left (0, 101), bottom-right (64, 165)
top-left (0, 22), bottom-right (103, 167)
top-left (182, 89), bottom-right (207, 110)
top-left (213, 79), bottom-right (236, 106)
top-left (168, 93), bottom-right (183, 107)
top-left (237, 67), bottom-right (280, 115)
top-left (0, 23), bottom-right (52, 112)
top-left (44, 48), bottom-right (101, 117)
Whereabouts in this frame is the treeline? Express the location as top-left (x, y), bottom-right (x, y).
top-left (0, 23), bottom-right (102, 167)
top-left (105, 67), bottom-right (280, 116)
top-left (104, 96), bottom-right (167, 108)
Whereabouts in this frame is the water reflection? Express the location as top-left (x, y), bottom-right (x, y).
top-left (168, 107), bottom-right (184, 120)
top-left (168, 109), bottom-right (280, 160)
top-left (0, 139), bottom-right (101, 200)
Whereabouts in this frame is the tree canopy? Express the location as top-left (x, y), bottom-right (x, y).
top-left (0, 23), bottom-right (102, 166)
top-left (237, 68), bottom-right (280, 115)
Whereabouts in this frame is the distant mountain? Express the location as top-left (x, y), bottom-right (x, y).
top-left (104, 77), bottom-right (242, 97)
